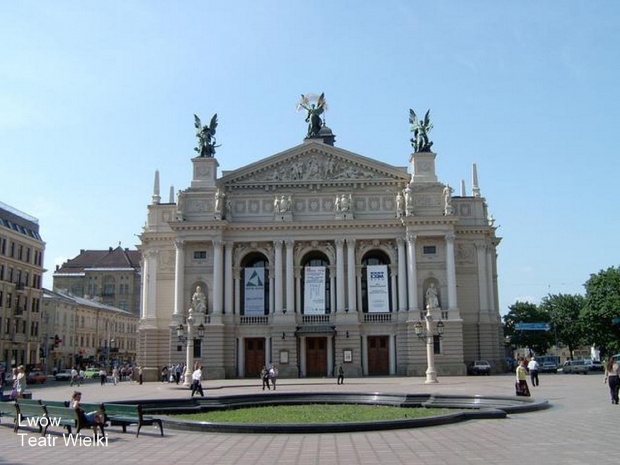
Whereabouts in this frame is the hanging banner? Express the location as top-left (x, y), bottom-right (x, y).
top-left (367, 265), bottom-right (389, 313)
top-left (244, 267), bottom-right (265, 315)
top-left (304, 266), bottom-right (326, 314)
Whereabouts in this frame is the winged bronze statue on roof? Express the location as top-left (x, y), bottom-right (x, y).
top-left (194, 113), bottom-right (219, 158)
top-left (409, 109), bottom-right (434, 153)
top-left (297, 93), bottom-right (327, 137)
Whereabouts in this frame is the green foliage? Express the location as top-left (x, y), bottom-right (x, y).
top-left (503, 301), bottom-right (553, 355)
top-left (173, 404), bottom-right (454, 424)
top-left (539, 293), bottom-right (585, 356)
top-left (582, 266), bottom-right (620, 355)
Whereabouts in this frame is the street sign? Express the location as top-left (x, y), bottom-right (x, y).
top-left (515, 322), bottom-right (550, 331)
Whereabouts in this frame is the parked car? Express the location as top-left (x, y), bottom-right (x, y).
top-left (467, 360), bottom-right (491, 375)
top-left (541, 361), bottom-right (558, 373)
top-left (26, 370), bottom-right (46, 384)
top-left (54, 369), bottom-right (73, 381)
top-left (583, 359), bottom-right (604, 372)
top-left (83, 367), bottom-right (100, 379)
top-left (562, 360), bottom-right (589, 374)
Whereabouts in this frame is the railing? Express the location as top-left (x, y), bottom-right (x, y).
top-left (363, 312), bottom-right (392, 323)
top-left (13, 307), bottom-right (26, 317)
top-left (301, 314), bottom-right (332, 324)
top-left (239, 315), bottom-right (269, 325)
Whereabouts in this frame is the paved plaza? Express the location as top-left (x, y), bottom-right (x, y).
top-left (0, 372), bottom-right (617, 464)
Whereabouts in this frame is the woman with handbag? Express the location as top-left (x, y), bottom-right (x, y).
top-left (515, 359), bottom-right (531, 397)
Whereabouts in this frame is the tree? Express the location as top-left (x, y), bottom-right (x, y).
top-left (582, 266), bottom-right (620, 356)
top-left (503, 301), bottom-right (553, 356)
top-left (539, 293), bottom-right (585, 358)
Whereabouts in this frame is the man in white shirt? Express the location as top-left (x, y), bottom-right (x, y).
top-left (191, 365), bottom-right (205, 397)
top-left (528, 357), bottom-right (540, 387)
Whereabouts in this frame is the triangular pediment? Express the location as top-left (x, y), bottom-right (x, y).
top-left (219, 141), bottom-right (408, 189)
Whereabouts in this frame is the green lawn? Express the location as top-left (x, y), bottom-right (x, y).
top-left (172, 404), bottom-right (456, 424)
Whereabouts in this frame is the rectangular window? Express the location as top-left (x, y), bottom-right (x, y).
top-left (194, 251), bottom-right (207, 259)
top-left (433, 335), bottom-right (441, 354)
top-left (423, 246), bottom-right (436, 254)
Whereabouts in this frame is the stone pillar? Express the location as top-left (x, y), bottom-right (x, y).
top-left (486, 245), bottom-right (495, 313)
top-left (335, 239), bottom-right (345, 313)
top-left (389, 334), bottom-right (396, 375)
top-left (361, 336), bottom-right (368, 375)
top-left (406, 234), bottom-right (418, 311)
top-left (299, 337), bottom-right (306, 377)
top-left (274, 240), bottom-right (283, 313)
top-left (285, 240), bottom-right (294, 313)
top-left (390, 266), bottom-right (398, 313)
top-left (238, 337), bottom-right (244, 377)
top-left (265, 337), bottom-right (271, 366)
top-left (346, 238), bottom-right (356, 312)
top-left (224, 242), bottom-right (233, 314)
top-left (141, 249), bottom-right (158, 320)
top-left (173, 240), bottom-right (185, 317)
top-left (397, 238), bottom-right (407, 312)
top-left (476, 242), bottom-right (489, 312)
top-left (212, 239), bottom-right (223, 314)
top-left (234, 268), bottom-right (240, 315)
top-left (445, 234), bottom-right (458, 311)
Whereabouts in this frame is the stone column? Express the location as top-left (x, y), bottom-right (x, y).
top-left (212, 239), bottom-right (223, 314)
top-left (476, 242), bottom-right (489, 312)
top-left (406, 234), bottom-right (418, 311)
top-left (335, 239), bottom-right (345, 313)
top-left (142, 249), bottom-right (158, 320)
top-left (397, 238), bottom-right (407, 312)
top-left (285, 240), bottom-right (294, 313)
top-left (346, 238), bottom-right (356, 312)
top-left (274, 240), bottom-right (283, 313)
top-left (361, 336), bottom-right (368, 375)
top-left (238, 337), bottom-right (244, 377)
top-left (224, 242), bottom-right (233, 314)
top-left (389, 334), bottom-right (396, 375)
top-left (233, 268), bottom-right (240, 315)
top-left (173, 240), bottom-right (185, 317)
top-left (390, 266), bottom-right (398, 313)
top-left (445, 233), bottom-right (458, 311)
top-left (486, 245), bottom-right (495, 313)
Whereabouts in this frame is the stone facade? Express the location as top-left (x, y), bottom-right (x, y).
top-left (53, 246), bottom-right (141, 316)
top-left (0, 201), bottom-right (45, 371)
top-left (138, 136), bottom-right (503, 380)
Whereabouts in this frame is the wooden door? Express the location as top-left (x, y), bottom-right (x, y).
top-left (367, 336), bottom-right (389, 375)
top-left (305, 337), bottom-right (327, 377)
top-left (244, 338), bottom-right (265, 378)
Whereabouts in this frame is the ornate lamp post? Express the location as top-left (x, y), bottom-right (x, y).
top-left (414, 312), bottom-right (444, 384)
top-left (177, 313), bottom-right (205, 386)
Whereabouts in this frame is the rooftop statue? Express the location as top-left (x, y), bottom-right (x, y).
top-left (194, 113), bottom-right (219, 157)
top-left (297, 93), bottom-right (327, 137)
top-left (409, 109), bottom-right (434, 153)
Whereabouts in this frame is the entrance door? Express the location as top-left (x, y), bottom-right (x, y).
top-left (305, 337), bottom-right (327, 377)
top-left (244, 338), bottom-right (265, 378)
top-left (367, 336), bottom-right (389, 375)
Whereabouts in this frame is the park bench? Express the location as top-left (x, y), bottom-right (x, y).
top-left (14, 399), bottom-right (46, 434)
top-left (0, 400), bottom-right (15, 425)
top-left (103, 403), bottom-right (163, 437)
top-left (43, 403), bottom-right (105, 436)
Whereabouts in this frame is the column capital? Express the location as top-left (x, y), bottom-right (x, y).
top-left (174, 239), bottom-right (186, 250)
top-left (345, 237), bottom-right (356, 246)
top-left (274, 239), bottom-right (284, 247)
top-left (212, 238), bottom-right (223, 248)
top-left (406, 233), bottom-right (417, 244)
top-left (285, 239), bottom-right (295, 249)
top-left (335, 238), bottom-right (345, 247)
top-left (445, 233), bottom-right (455, 243)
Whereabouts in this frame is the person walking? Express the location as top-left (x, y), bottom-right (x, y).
top-left (527, 357), bottom-right (540, 387)
top-left (190, 365), bottom-right (205, 397)
top-left (337, 364), bottom-right (345, 385)
top-left (268, 365), bottom-right (278, 391)
top-left (14, 365), bottom-right (26, 399)
top-left (515, 359), bottom-right (531, 397)
top-left (175, 364), bottom-right (182, 385)
top-left (99, 367), bottom-right (107, 386)
top-left (112, 366), bottom-right (119, 386)
top-left (260, 366), bottom-right (270, 390)
top-left (70, 367), bottom-right (80, 387)
top-left (138, 366), bottom-right (144, 385)
top-left (161, 365), bottom-right (169, 383)
top-left (604, 356), bottom-right (619, 404)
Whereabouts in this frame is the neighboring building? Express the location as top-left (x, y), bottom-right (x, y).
top-left (137, 110), bottom-right (503, 380)
top-left (53, 246), bottom-right (141, 316)
top-left (0, 201), bottom-right (45, 370)
top-left (42, 288), bottom-right (139, 373)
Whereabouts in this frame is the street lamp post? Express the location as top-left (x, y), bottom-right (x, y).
top-left (414, 310), bottom-right (445, 384)
top-left (177, 313), bottom-right (205, 387)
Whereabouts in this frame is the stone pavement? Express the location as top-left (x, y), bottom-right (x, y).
top-left (0, 372), bottom-right (617, 465)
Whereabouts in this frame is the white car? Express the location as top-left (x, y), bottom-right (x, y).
top-left (562, 360), bottom-right (589, 374)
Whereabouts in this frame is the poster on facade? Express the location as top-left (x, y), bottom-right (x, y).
top-left (304, 266), bottom-right (326, 314)
top-left (244, 267), bottom-right (265, 315)
top-left (367, 265), bottom-right (389, 313)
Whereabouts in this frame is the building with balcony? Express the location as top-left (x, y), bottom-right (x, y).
top-left (53, 246), bottom-right (141, 316)
top-left (0, 201), bottom-right (45, 370)
top-left (138, 115), bottom-right (503, 380)
top-left (42, 288), bottom-right (139, 372)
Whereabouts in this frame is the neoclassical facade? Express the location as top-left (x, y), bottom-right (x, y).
top-left (138, 129), bottom-right (503, 380)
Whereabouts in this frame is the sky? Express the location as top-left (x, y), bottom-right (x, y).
top-left (2, 1), bottom-right (619, 315)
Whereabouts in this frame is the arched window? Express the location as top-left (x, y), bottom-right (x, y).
top-left (301, 252), bottom-right (331, 314)
top-left (361, 251), bottom-right (392, 313)
top-left (240, 253), bottom-right (270, 316)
